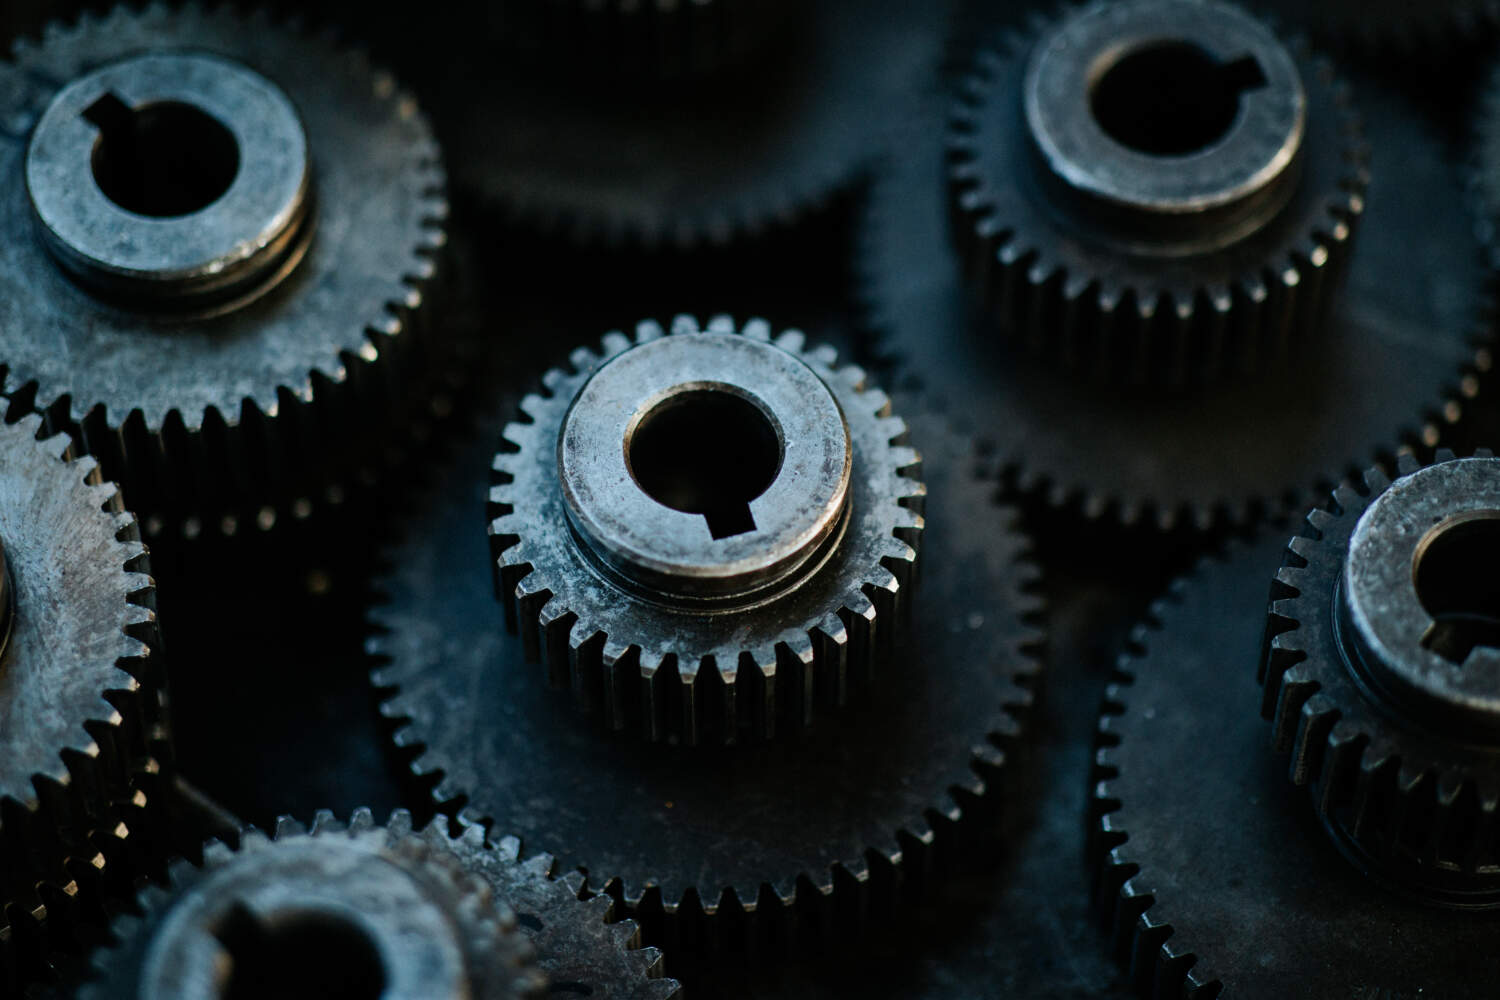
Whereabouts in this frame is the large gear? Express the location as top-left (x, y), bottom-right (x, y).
top-left (860, 51), bottom-right (1487, 531)
top-left (0, 4), bottom-right (448, 522)
top-left (1263, 452), bottom-right (1500, 907)
top-left (374, 400), bottom-right (1040, 952)
top-left (0, 412), bottom-right (160, 991)
top-left (491, 315), bottom-right (923, 746)
top-left (947, 0), bottom-right (1367, 385)
top-left (78, 809), bottom-right (543, 999)
top-left (1094, 532), bottom-right (1500, 997)
top-left (444, 0), bottom-right (954, 247)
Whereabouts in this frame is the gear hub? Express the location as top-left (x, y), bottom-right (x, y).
top-left (1264, 452), bottom-right (1500, 907)
top-left (948, 0), bottom-right (1366, 385)
top-left (491, 315), bottom-right (923, 745)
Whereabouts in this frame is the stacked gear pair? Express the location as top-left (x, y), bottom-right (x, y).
top-left (1094, 452), bottom-right (1500, 996)
top-left (0, 5), bottom-right (448, 528)
top-left (374, 315), bottom-right (1043, 952)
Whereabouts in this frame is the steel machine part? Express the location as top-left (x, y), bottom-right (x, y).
top-left (491, 315), bottom-right (924, 745)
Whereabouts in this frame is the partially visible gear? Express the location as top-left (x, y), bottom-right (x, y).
top-left (0, 4), bottom-right (448, 522)
top-left (78, 809), bottom-right (544, 999)
top-left (445, 0), bottom-right (954, 247)
top-left (1252, 0), bottom-right (1500, 56)
top-left (374, 402), bottom-right (1040, 952)
top-left (1470, 59), bottom-right (1500, 263)
top-left (1094, 532), bottom-right (1500, 997)
top-left (948, 0), bottom-right (1367, 385)
top-left (491, 315), bottom-right (923, 746)
top-left (0, 412), bottom-right (160, 990)
top-left (860, 56), bottom-right (1487, 530)
top-left (1263, 451), bottom-right (1500, 907)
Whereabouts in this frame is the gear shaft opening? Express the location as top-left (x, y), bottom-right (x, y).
top-left (85, 94), bottom-right (241, 219)
top-left (1090, 42), bottom-right (1267, 156)
top-left (213, 904), bottom-right (387, 1000)
top-left (1414, 510), bottom-right (1500, 665)
top-left (627, 387), bottom-right (783, 539)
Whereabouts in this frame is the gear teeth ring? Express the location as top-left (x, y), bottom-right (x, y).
top-left (490, 314), bottom-right (924, 745)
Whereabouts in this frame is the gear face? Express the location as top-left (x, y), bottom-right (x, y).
top-left (491, 315), bottom-right (923, 746)
top-left (446, 0), bottom-right (955, 247)
top-left (80, 809), bottom-right (543, 1000)
top-left (1095, 534), bottom-right (1500, 997)
top-left (1263, 452), bottom-right (1500, 907)
top-left (0, 412), bottom-right (159, 985)
top-left (861, 57), bottom-right (1486, 531)
top-left (374, 403), bottom-right (1039, 951)
top-left (948, 0), bottom-right (1366, 386)
top-left (0, 4), bottom-right (447, 520)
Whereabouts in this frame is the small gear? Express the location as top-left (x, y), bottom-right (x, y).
top-left (491, 315), bottom-right (923, 746)
top-left (947, 0), bottom-right (1366, 385)
top-left (1094, 532), bottom-right (1500, 997)
top-left (79, 809), bottom-right (544, 999)
top-left (375, 399), bottom-right (1040, 952)
top-left (0, 4), bottom-right (448, 522)
top-left (860, 50), bottom-right (1487, 530)
top-left (0, 412), bottom-right (159, 990)
top-left (1263, 451), bottom-right (1500, 907)
top-left (444, 0), bottom-right (955, 247)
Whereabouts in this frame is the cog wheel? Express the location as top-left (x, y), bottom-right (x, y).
top-left (947, 0), bottom-right (1367, 386)
top-left (491, 315), bottom-right (923, 746)
top-left (1263, 451), bottom-right (1500, 907)
top-left (373, 400), bottom-right (1040, 952)
top-left (1094, 532), bottom-right (1500, 997)
top-left (860, 48), bottom-right (1488, 531)
top-left (0, 4), bottom-right (448, 522)
top-left (0, 412), bottom-right (159, 990)
top-left (445, 0), bottom-right (955, 247)
top-left (79, 809), bottom-right (544, 1000)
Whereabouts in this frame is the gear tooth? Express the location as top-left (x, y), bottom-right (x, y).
top-left (309, 810), bottom-right (340, 834)
top-left (273, 816), bottom-right (306, 840)
top-left (670, 315), bottom-right (702, 337)
top-left (1397, 451), bottom-right (1424, 476)
top-left (635, 319), bottom-right (666, 343)
top-left (600, 331), bottom-right (633, 356)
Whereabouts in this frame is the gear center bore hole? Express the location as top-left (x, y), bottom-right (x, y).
top-left (627, 387), bottom-right (783, 540)
top-left (84, 93), bottom-right (241, 218)
top-left (1089, 42), bottom-right (1267, 156)
top-left (1413, 510), bottom-right (1500, 665)
top-left (213, 904), bottom-right (387, 1000)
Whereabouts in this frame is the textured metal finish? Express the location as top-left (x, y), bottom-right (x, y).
top-left (0, 530), bottom-right (11, 664)
top-left (947, 1), bottom-right (1365, 385)
top-left (861, 62), bottom-right (1486, 531)
top-left (374, 405), bottom-right (1040, 952)
top-left (1095, 533), bottom-right (1500, 998)
top-left (79, 810), bottom-right (543, 1000)
top-left (491, 315), bottom-right (923, 745)
top-left (1263, 453), bottom-right (1500, 907)
top-left (0, 4), bottom-right (447, 519)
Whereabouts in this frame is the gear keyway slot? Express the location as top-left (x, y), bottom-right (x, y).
top-left (1414, 511), bottom-right (1500, 665)
top-left (85, 92), bottom-right (241, 218)
top-left (1090, 43), bottom-right (1268, 156)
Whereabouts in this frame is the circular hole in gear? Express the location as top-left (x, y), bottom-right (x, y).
top-left (87, 97), bottom-right (241, 217)
top-left (627, 388), bottom-right (783, 540)
top-left (1413, 510), bottom-right (1500, 665)
top-left (215, 906), bottom-right (387, 1000)
top-left (1089, 42), bottom-right (1267, 156)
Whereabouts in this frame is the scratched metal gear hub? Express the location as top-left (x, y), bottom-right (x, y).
top-left (1263, 452), bottom-right (1500, 907)
top-left (491, 315), bottom-right (924, 745)
top-left (0, 4), bottom-right (447, 521)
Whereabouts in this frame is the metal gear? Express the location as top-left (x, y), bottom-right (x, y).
top-left (1251, 0), bottom-right (1500, 55)
top-left (490, 315), bottom-right (924, 746)
top-left (0, 411), bottom-right (160, 990)
top-left (947, 0), bottom-right (1367, 386)
top-left (1094, 532), bottom-right (1500, 997)
top-left (1470, 59), bottom-right (1500, 263)
top-left (373, 402), bottom-right (1040, 953)
top-left (860, 57), bottom-right (1488, 531)
top-left (78, 809), bottom-right (544, 1000)
top-left (445, 0), bottom-right (955, 247)
top-left (1262, 451), bottom-right (1500, 907)
top-left (0, 4), bottom-right (448, 521)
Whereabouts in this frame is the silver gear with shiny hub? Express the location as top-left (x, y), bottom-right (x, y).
top-left (0, 4), bottom-right (447, 520)
top-left (491, 314), bottom-right (923, 745)
top-left (0, 411), bottom-right (159, 988)
top-left (1264, 451), bottom-right (1500, 907)
top-left (79, 809), bottom-right (544, 1000)
top-left (948, 0), bottom-right (1367, 385)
